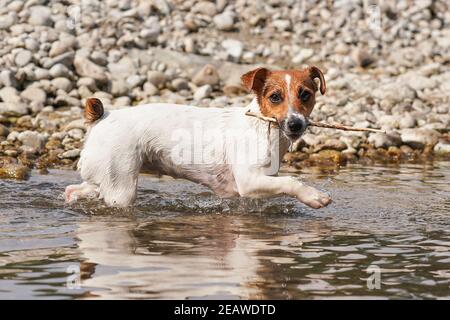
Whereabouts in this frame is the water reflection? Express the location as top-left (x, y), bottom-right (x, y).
top-left (0, 163), bottom-right (449, 299)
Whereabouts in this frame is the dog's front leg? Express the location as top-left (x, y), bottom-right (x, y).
top-left (233, 168), bottom-right (331, 209)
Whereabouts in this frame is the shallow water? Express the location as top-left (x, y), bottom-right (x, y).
top-left (0, 162), bottom-right (449, 299)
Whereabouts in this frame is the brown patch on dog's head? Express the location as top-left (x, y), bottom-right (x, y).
top-left (241, 66), bottom-right (326, 122)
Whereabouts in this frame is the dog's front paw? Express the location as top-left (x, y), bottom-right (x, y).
top-left (297, 186), bottom-right (332, 209)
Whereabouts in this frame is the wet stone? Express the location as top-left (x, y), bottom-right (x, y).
top-left (0, 163), bottom-right (31, 180)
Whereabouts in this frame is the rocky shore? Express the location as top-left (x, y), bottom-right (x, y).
top-left (0, 0), bottom-right (449, 179)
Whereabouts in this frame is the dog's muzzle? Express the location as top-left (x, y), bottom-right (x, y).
top-left (280, 114), bottom-right (308, 140)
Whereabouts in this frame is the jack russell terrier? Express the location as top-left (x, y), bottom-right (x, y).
top-left (65, 66), bottom-right (332, 209)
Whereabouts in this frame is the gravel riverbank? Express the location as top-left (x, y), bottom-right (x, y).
top-left (0, 0), bottom-right (449, 179)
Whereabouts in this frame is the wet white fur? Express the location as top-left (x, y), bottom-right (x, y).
top-left (65, 98), bottom-right (331, 208)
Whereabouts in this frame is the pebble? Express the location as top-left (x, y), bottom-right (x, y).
top-left (0, 102), bottom-right (28, 116)
top-left (43, 52), bottom-right (75, 69)
top-left (0, 70), bottom-right (18, 87)
top-left (194, 85), bottom-right (212, 100)
top-left (49, 64), bottom-right (71, 78)
top-left (213, 12), bottom-right (235, 31)
top-left (0, 15), bottom-right (15, 30)
top-left (352, 48), bottom-right (376, 68)
top-left (15, 50), bottom-right (32, 67)
top-left (401, 128), bottom-right (440, 149)
top-left (192, 64), bottom-right (220, 86)
top-left (74, 54), bottom-right (108, 83)
top-left (292, 49), bottom-right (314, 64)
top-left (273, 19), bottom-right (291, 31)
top-left (0, 164), bottom-right (31, 180)
top-left (20, 87), bottom-right (47, 106)
top-left (59, 149), bottom-right (81, 159)
top-left (147, 71), bottom-right (167, 87)
top-left (28, 6), bottom-right (52, 26)
top-left (434, 142), bottom-right (450, 155)
top-left (52, 78), bottom-right (73, 92)
top-left (222, 39), bottom-right (244, 62)
top-left (171, 78), bottom-right (190, 91)
top-left (0, 124), bottom-right (9, 137)
top-left (18, 131), bottom-right (46, 152)
top-left (0, 87), bottom-right (21, 104)
top-left (369, 132), bottom-right (402, 149)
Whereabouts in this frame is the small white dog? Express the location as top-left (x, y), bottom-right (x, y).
top-left (65, 66), bottom-right (332, 209)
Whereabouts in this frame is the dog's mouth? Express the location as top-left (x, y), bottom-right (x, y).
top-left (283, 131), bottom-right (303, 141)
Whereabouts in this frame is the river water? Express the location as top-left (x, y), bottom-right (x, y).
top-left (0, 162), bottom-right (449, 299)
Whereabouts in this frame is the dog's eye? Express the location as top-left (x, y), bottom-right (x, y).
top-left (299, 90), bottom-right (311, 102)
top-left (269, 93), bottom-right (282, 104)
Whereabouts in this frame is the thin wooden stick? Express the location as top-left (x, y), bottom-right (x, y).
top-left (307, 119), bottom-right (386, 133)
top-left (245, 111), bottom-right (386, 134)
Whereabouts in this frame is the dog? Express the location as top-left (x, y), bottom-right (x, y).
top-left (65, 66), bottom-right (332, 209)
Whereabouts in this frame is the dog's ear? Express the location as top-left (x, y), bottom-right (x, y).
top-left (309, 66), bottom-right (326, 95)
top-left (241, 67), bottom-right (268, 93)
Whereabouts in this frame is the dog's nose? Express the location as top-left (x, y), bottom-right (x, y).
top-left (287, 117), bottom-right (304, 132)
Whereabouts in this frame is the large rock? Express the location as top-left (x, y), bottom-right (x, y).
top-left (0, 124), bottom-right (9, 137)
top-left (0, 14), bottom-right (15, 30)
top-left (0, 87), bottom-right (21, 104)
top-left (18, 130), bottom-right (46, 152)
top-left (434, 142), bottom-right (450, 156)
top-left (0, 102), bottom-right (28, 116)
top-left (110, 79), bottom-right (128, 96)
top-left (308, 149), bottom-right (346, 166)
top-left (52, 77), bottom-right (73, 92)
top-left (59, 149), bottom-right (81, 159)
top-left (146, 70), bottom-right (167, 87)
top-left (49, 37), bottom-right (77, 58)
top-left (401, 128), bottom-right (440, 149)
top-left (42, 52), bottom-right (75, 69)
top-left (74, 53), bottom-right (108, 83)
top-left (314, 139), bottom-right (347, 152)
top-left (14, 50), bottom-right (32, 67)
top-left (49, 64), bottom-right (71, 78)
top-left (108, 56), bottom-right (137, 81)
top-left (140, 16), bottom-right (160, 43)
top-left (213, 12), bottom-right (235, 31)
top-left (194, 85), bottom-right (212, 100)
top-left (191, 1), bottom-right (217, 16)
top-left (221, 39), bottom-right (243, 62)
top-left (0, 164), bottom-right (31, 180)
top-left (28, 6), bottom-right (52, 26)
top-left (0, 71), bottom-right (18, 88)
top-left (128, 48), bottom-right (278, 93)
top-left (272, 19), bottom-right (291, 31)
top-left (368, 132), bottom-right (402, 149)
top-left (192, 64), bottom-right (220, 86)
top-left (152, 0), bottom-right (172, 15)
top-left (399, 112), bottom-right (416, 129)
top-left (20, 87), bottom-right (47, 105)
top-left (352, 48), bottom-right (376, 68)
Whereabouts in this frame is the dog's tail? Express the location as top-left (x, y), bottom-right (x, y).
top-left (84, 98), bottom-right (104, 124)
